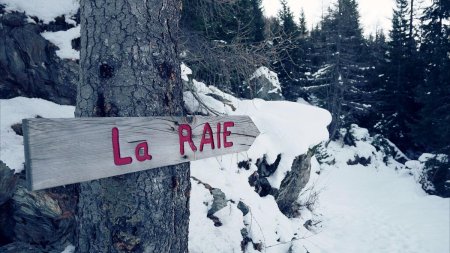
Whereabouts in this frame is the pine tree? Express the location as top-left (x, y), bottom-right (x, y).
top-left (364, 29), bottom-right (389, 128)
top-left (298, 9), bottom-right (307, 36)
top-left (250, 0), bottom-right (265, 42)
top-left (414, 0), bottom-right (450, 154)
top-left (278, 0), bottom-right (298, 36)
top-left (305, 0), bottom-right (368, 139)
top-left (377, 0), bottom-right (422, 152)
top-left (272, 0), bottom-right (302, 100)
top-left (181, 0), bottom-right (265, 43)
top-left (296, 9), bottom-right (313, 93)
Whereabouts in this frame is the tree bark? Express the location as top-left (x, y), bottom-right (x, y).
top-left (76, 1), bottom-right (190, 252)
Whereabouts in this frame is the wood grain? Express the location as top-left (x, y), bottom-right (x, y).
top-left (23, 116), bottom-right (260, 190)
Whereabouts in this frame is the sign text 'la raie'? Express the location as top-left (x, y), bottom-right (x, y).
top-left (23, 116), bottom-right (260, 191)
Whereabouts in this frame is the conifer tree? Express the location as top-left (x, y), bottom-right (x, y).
top-left (250, 0), bottom-right (266, 42)
top-left (273, 0), bottom-right (301, 100)
top-left (377, 0), bottom-right (422, 152)
top-left (305, 0), bottom-right (368, 139)
top-left (414, 0), bottom-right (450, 154)
top-left (298, 9), bottom-right (307, 36)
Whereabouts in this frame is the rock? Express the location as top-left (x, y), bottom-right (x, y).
top-left (275, 149), bottom-right (314, 217)
top-left (208, 215), bottom-right (223, 227)
top-left (248, 172), bottom-right (274, 197)
top-left (237, 160), bottom-right (251, 170)
top-left (207, 188), bottom-right (227, 217)
top-left (256, 154), bottom-right (281, 177)
top-left (0, 161), bottom-right (17, 206)
top-left (10, 123), bottom-right (23, 136)
top-left (303, 219), bottom-right (313, 230)
top-left (247, 67), bottom-right (284, 101)
top-left (0, 180), bottom-right (78, 248)
top-left (0, 201), bottom-right (14, 245)
top-left (0, 12), bottom-right (78, 105)
top-left (237, 201), bottom-right (249, 216)
top-left (0, 241), bottom-right (64, 253)
top-left (248, 155), bottom-right (282, 197)
top-left (347, 155), bottom-right (371, 166)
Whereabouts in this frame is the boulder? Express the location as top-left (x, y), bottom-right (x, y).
top-left (10, 184), bottom-right (77, 246)
top-left (0, 10), bottom-right (78, 105)
top-left (207, 188), bottom-right (227, 217)
top-left (247, 67), bottom-right (283, 101)
top-left (0, 161), bottom-right (17, 206)
top-left (275, 149), bottom-right (314, 217)
top-left (0, 169), bottom-right (77, 249)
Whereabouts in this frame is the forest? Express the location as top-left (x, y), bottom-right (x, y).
top-left (179, 0), bottom-right (450, 196)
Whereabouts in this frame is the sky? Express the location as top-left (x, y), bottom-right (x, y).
top-left (262, 0), bottom-right (396, 36)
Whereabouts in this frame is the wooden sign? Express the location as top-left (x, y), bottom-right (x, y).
top-left (22, 116), bottom-right (260, 191)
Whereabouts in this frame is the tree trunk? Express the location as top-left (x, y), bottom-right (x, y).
top-left (75, 1), bottom-right (190, 252)
top-left (409, 0), bottom-right (414, 38)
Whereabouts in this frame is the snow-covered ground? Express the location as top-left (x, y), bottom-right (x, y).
top-left (0, 97), bottom-right (75, 173)
top-left (292, 138), bottom-right (450, 253)
top-left (302, 162), bottom-right (449, 253)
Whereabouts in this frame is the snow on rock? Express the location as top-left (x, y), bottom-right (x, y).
top-left (41, 26), bottom-right (80, 60)
top-left (0, 97), bottom-right (74, 173)
top-left (246, 66), bottom-right (284, 101)
top-left (405, 153), bottom-right (449, 194)
top-left (184, 73), bottom-right (331, 188)
top-left (2, 66), bottom-right (446, 253)
top-left (250, 66), bottom-right (282, 94)
top-left (185, 69), bottom-right (331, 252)
top-left (190, 179), bottom-right (245, 253)
top-left (0, 0), bottom-right (79, 24)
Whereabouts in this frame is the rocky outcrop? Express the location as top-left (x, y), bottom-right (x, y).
top-left (0, 167), bottom-right (77, 251)
top-left (0, 241), bottom-right (64, 253)
top-left (0, 162), bottom-right (17, 206)
top-left (0, 8), bottom-right (78, 105)
top-left (275, 150), bottom-right (314, 217)
top-left (247, 151), bottom-right (314, 217)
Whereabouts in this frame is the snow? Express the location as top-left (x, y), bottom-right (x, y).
top-left (189, 180), bottom-right (245, 253)
top-left (0, 0), bottom-right (79, 24)
top-left (186, 75), bottom-right (449, 252)
top-left (60, 244), bottom-right (75, 253)
top-left (181, 62), bottom-right (192, 82)
top-left (184, 73), bottom-right (331, 188)
top-left (185, 65), bottom-right (332, 252)
top-left (312, 64), bottom-right (332, 78)
top-left (41, 26), bottom-right (80, 60)
top-left (283, 125), bottom-right (450, 253)
top-left (298, 152), bottom-right (450, 253)
top-left (0, 97), bottom-right (74, 173)
top-left (1, 65), bottom-right (448, 253)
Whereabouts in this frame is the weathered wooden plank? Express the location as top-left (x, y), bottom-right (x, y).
top-left (23, 116), bottom-right (260, 190)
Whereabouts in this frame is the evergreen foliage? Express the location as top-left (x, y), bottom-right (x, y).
top-left (413, 0), bottom-right (450, 155)
top-left (181, 0), bottom-right (449, 162)
top-left (374, 0), bottom-right (423, 153)
top-left (302, 0), bottom-right (368, 139)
